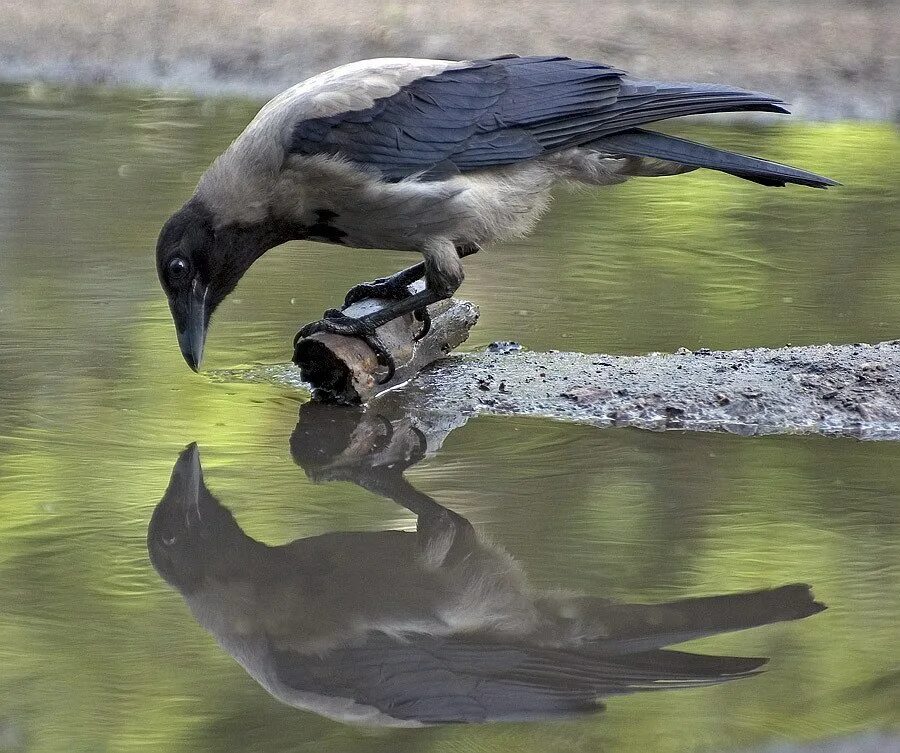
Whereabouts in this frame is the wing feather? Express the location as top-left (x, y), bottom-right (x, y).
top-left (289, 55), bottom-right (790, 181)
top-left (271, 633), bottom-right (765, 724)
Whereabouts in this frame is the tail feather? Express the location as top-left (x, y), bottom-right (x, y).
top-left (590, 127), bottom-right (838, 188)
top-left (516, 646), bottom-right (768, 689)
top-left (570, 583), bottom-right (827, 655)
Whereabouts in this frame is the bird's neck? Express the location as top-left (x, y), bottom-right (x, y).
top-left (229, 220), bottom-right (283, 253)
top-left (215, 216), bottom-right (305, 269)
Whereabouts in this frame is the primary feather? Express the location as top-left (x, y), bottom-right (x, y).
top-left (271, 636), bottom-right (767, 724)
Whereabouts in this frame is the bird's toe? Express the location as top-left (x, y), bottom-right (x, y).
top-left (413, 307), bottom-right (432, 341)
top-left (343, 278), bottom-right (414, 309)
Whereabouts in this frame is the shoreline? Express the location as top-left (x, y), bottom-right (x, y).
top-left (227, 339), bottom-right (900, 441)
top-left (1, 0), bottom-right (897, 119)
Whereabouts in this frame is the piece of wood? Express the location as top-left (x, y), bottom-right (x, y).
top-left (292, 282), bottom-right (479, 404)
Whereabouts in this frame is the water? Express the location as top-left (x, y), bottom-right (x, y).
top-left (0, 83), bottom-right (898, 752)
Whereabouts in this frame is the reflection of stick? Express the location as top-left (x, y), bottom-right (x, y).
top-left (293, 283), bottom-right (479, 404)
top-left (290, 402), bottom-right (460, 520)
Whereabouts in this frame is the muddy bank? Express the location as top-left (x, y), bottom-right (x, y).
top-left (744, 733), bottom-right (900, 753)
top-left (238, 339), bottom-right (900, 440)
top-left (1, 0), bottom-right (897, 120)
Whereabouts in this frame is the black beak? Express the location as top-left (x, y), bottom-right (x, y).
top-left (170, 442), bottom-right (203, 508)
top-left (172, 281), bottom-right (209, 372)
top-left (148, 442), bottom-right (208, 588)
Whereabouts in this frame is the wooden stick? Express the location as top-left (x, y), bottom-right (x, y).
top-left (293, 282), bottom-right (479, 404)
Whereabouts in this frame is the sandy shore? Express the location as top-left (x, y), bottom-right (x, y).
top-left (1, 0), bottom-right (897, 119)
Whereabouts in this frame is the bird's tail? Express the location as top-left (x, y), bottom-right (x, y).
top-left (542, 583), bottom-right (826, 655)
top-left (587, 127), bottom-right (838, 188)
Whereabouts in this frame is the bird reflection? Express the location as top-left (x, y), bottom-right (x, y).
top-left (148, 407), bottom-right (825, 727)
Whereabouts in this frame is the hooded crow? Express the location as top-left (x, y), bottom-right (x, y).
top-left (155, 55), bottom-right (836, 376)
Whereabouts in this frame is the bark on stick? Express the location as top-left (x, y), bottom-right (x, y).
top-left (293, 283), bottom-right (479, 404)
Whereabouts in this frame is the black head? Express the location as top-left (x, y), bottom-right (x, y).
top-left (147, 443), bottom-right (254, 594)
top-left (156, 200), bottom-right (218, 371)
top-left (156, 199), bottom-right (279, 371)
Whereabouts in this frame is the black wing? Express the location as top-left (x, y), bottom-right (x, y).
top-left (272, 633), bottom-right (765, 724)
top-left (290, 55), bottom-right (790, 181)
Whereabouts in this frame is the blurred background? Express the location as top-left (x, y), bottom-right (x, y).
top-left (0, 0), bottom-right (898, 118)
top-left (0, 2), bottom-right (898, 753)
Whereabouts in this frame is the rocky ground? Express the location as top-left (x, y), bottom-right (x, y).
top-left (1, 0), bottom-right (898, 119)
top-left (232, 338), bottom-right (900, 440)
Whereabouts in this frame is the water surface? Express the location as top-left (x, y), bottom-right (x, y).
top-left (0, 84), bottom-right (898, 752)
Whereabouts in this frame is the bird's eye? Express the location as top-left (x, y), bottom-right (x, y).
top-left (167, 256), bottom-right (189, 281)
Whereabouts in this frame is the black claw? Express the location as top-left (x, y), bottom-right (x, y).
top-left (413, 307), bottom-right (431, 341)
top-left (372, 341), bottom-right (396, 384)
top-left (298, 312), bottom-right (374, 338)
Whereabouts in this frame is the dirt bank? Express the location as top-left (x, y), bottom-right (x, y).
top-left (1, 0), bottom-right (897, 119)
top-left (235, 339), bottom-right (900, 440)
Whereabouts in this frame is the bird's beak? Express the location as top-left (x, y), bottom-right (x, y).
top-left (173, 281), bottom-right (209, 372)
top-left (171, 442), bottom-right (203, 513)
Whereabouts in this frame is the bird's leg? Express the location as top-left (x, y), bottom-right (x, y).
top-left (342, 262), bottom-right (427, 308)
top-left (363, 462), bottom-right (477, 567)
top-left (342, 264), bottom-right (432, 342)
top-left (297, 240), bottom-right (474, 384)
top-left (342, 243), bottom-right (480, 338)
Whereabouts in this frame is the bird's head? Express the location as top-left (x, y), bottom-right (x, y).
top-left (148, 443), bottom-right (254, 594)
top-left (156, 200), bottom-right (220, 371)
top-left (156, 199), bottom-right (276, 371)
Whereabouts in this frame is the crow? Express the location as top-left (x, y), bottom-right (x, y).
top-left (148, 443), bottom-right (825, 726)
top-left (155, 55), bottom-right (837, 377)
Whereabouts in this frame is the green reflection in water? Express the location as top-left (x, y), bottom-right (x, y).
top-left (0, 83), bottom-right (897, 752)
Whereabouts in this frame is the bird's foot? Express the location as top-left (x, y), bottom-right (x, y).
top-left (343, 275), bottom-right (418, 309)
top-left (295, 309), bottom-right (396, 383)
top-left (344, 266), bottom-right (432, 341)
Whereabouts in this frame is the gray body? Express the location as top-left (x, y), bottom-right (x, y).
top-left (200, 59), bottom-right (682, 257)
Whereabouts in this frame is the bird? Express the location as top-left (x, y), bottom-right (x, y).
top-left (148, 442), bottom-right (826, 726)
top-left (155, 55), bottom-right (837, 378)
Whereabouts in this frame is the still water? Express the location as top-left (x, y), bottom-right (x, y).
top-left (0, 83), bottom-right (898, 752)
